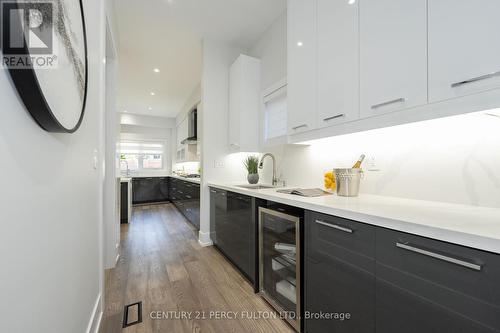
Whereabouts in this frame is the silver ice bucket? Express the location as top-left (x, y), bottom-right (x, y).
top-left (334, 168), bottom-right (363, 197)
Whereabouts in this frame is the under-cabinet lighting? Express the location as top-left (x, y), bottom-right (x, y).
top-left (294, 107), bottom-right (500, 146)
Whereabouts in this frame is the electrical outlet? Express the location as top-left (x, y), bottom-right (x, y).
top-left (367, 156), bottom-right (380, 171)
top-left (214, 160), bottom-right (224, 168)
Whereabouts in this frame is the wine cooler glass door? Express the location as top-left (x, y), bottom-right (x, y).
top-left (259, 207), bottom-right (300, 331)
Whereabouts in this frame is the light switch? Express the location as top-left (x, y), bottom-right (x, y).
top-left (93, 149), bottom-right (98, 170)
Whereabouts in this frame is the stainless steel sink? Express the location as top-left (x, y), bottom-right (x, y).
top-left (236, 184), bottom-right (275, 190)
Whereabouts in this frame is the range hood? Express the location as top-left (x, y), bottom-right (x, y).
top-left (181, 108), bottom-right (198, 144)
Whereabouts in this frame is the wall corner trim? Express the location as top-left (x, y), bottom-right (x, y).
top-left (198, 230), bottom-right (214, 247)
top-left (86, 294), bottom-right (103, 333)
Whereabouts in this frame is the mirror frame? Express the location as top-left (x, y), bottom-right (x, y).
top-left (5, 0), bottom-right (88, 133)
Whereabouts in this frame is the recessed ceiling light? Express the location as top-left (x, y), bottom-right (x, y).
top-left (297, 41), bottom-right (303, 47)
top-left (348, 0), bottom-right (356, 4)
top-left (123, 110), bottom-right (128, 113)
top-left (150, 92), bottom-right (155, 96)
top-left (153, 68), bottom-right (160, 73)
top-left (148, 107), bottom-right (153, 110)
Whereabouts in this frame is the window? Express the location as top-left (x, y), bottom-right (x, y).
top-left (118, 141), bottom-right (165, 172)
top-left (264, 84), bottom-right (287, 140)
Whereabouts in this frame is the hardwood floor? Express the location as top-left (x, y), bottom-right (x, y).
top-left (101, 203), bottom-right (294, 333)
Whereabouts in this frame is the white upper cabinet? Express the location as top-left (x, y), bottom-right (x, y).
top-left (228, 54), bottom-right (261, 152)
top-left (428, 0), bottom-right (500, 102)
top-left (317, 0), bottom-right (359, 128)
top-left (287, 0), bottom-right (317, 135)
top-left (360, 0), bottom-right (428, 118)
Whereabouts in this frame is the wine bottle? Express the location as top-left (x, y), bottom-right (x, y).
top-left (352, 154), bottom-right (366, 169)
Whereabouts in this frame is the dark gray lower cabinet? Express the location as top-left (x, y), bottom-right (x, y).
top-left (305, 211), bottom-right (376, 333)
top-left (171, 178), bottom-right (200, 229)
top-left (132, 177), bottom-right (169, 204)
top-left (305, 210), bottom-right (500, 333)
top-left (210, 188), bottom-right (255, 284)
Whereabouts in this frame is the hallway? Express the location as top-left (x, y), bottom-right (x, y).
top-left (101, 204), bottom-right (293, 333)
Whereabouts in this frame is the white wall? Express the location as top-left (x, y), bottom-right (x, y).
top-left (247, 10), bottom-right (287, 90)
top-left (104, 16), bottom-right (120, 270)
top-left (199, 39), bottom-right (246, 245)
top-left (240, 10), bottom-right (500, 209)
top-left (0, 0), bottom-right (106, 332)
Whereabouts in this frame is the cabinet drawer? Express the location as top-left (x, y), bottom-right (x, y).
top-left (377, 228), bottom-right (500, 331)
top-left (376, 275), bottom-right (498, 333)
top-left (307, 211), bottom-right (376, 260)
top-left (377, 228), bottom-right (500, 306)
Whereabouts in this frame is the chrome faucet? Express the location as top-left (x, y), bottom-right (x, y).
top-left (258, 153), bottom-right (278, 186)
top-left (120, 160), bottom-right (130, 177)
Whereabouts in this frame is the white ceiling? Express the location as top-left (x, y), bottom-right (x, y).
top-left (111, 0), bottom-right (287, 118)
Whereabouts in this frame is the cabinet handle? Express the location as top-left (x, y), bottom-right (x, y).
top-left (371, 98), bottom-right (405, 110)
top-left (315, 220), bottom-right (353, 234)
top-left (292, 124), bottom-right (308, 130)
top-left (230, 143), bottom-right (240, 147)
top-left (323, 114), bottom-right (345, 122)
top-left (396, 242), bottom-right (482, 272)
top-left (451, 70), bottom-right (500, 88)
top-left (210, 190), bottom-right (217, 193)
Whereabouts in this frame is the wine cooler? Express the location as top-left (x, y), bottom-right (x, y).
top-left (259, 206), bottom-right (302, 332)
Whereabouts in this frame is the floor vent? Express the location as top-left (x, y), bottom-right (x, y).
top-left (122, 301), bottom-right (143, 328)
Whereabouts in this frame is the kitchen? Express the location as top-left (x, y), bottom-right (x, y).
top-left (1, 0), bottom-right (499, 333)
top-left (109, 0), bottom-right (500, 332)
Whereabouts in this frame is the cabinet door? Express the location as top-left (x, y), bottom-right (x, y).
top-left (360, 0), bottom-right (427, 118)
top-left (212, 189), bottom-right (227, 249)
top-left (226, 192), bottom-right (254, 282)
top-left (305, 212), bottom-right (376, 333)
top-left (229, 59), bottom-right (242, 149)
top-left (317, 0), bottom-right (359, 128)
top-left (229, 55), bottom-right (260, 152)
top-left (287, 0), bottom-right (317, 135)
top-left (428, 0), bottom-right (500, 102)
top-left (144, 178), bottom-right (160, 202)
top-left (133, 178), bottom-right (155, 203)
top-left (132, 179), bottom-right (141, 204)
top-left (158, 177), bottom-right (169, 201)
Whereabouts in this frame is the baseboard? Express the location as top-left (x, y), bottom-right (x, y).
top-left (198, 230), bottom-right (213, 247)
top-left (86, 294), bottom-right (103, 333)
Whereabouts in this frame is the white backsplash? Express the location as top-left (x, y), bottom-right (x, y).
top-left (259, 110), bottom-right (500, 208)
top-left (174, 161), bottom-right (201, 175)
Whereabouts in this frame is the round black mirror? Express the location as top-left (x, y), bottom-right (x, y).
top-left (2, 0), bottom-right (88, 133)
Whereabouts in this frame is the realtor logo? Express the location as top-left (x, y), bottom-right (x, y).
top-left (1, 1), bottom-right (57, 68)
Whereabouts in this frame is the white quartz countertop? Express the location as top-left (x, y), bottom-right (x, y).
top-left (169, 174), bottom-right (201, 184)
top-left (208, 182), bottom-right (500, 254)
top-left (120, 174), bottom-right (200, 184)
